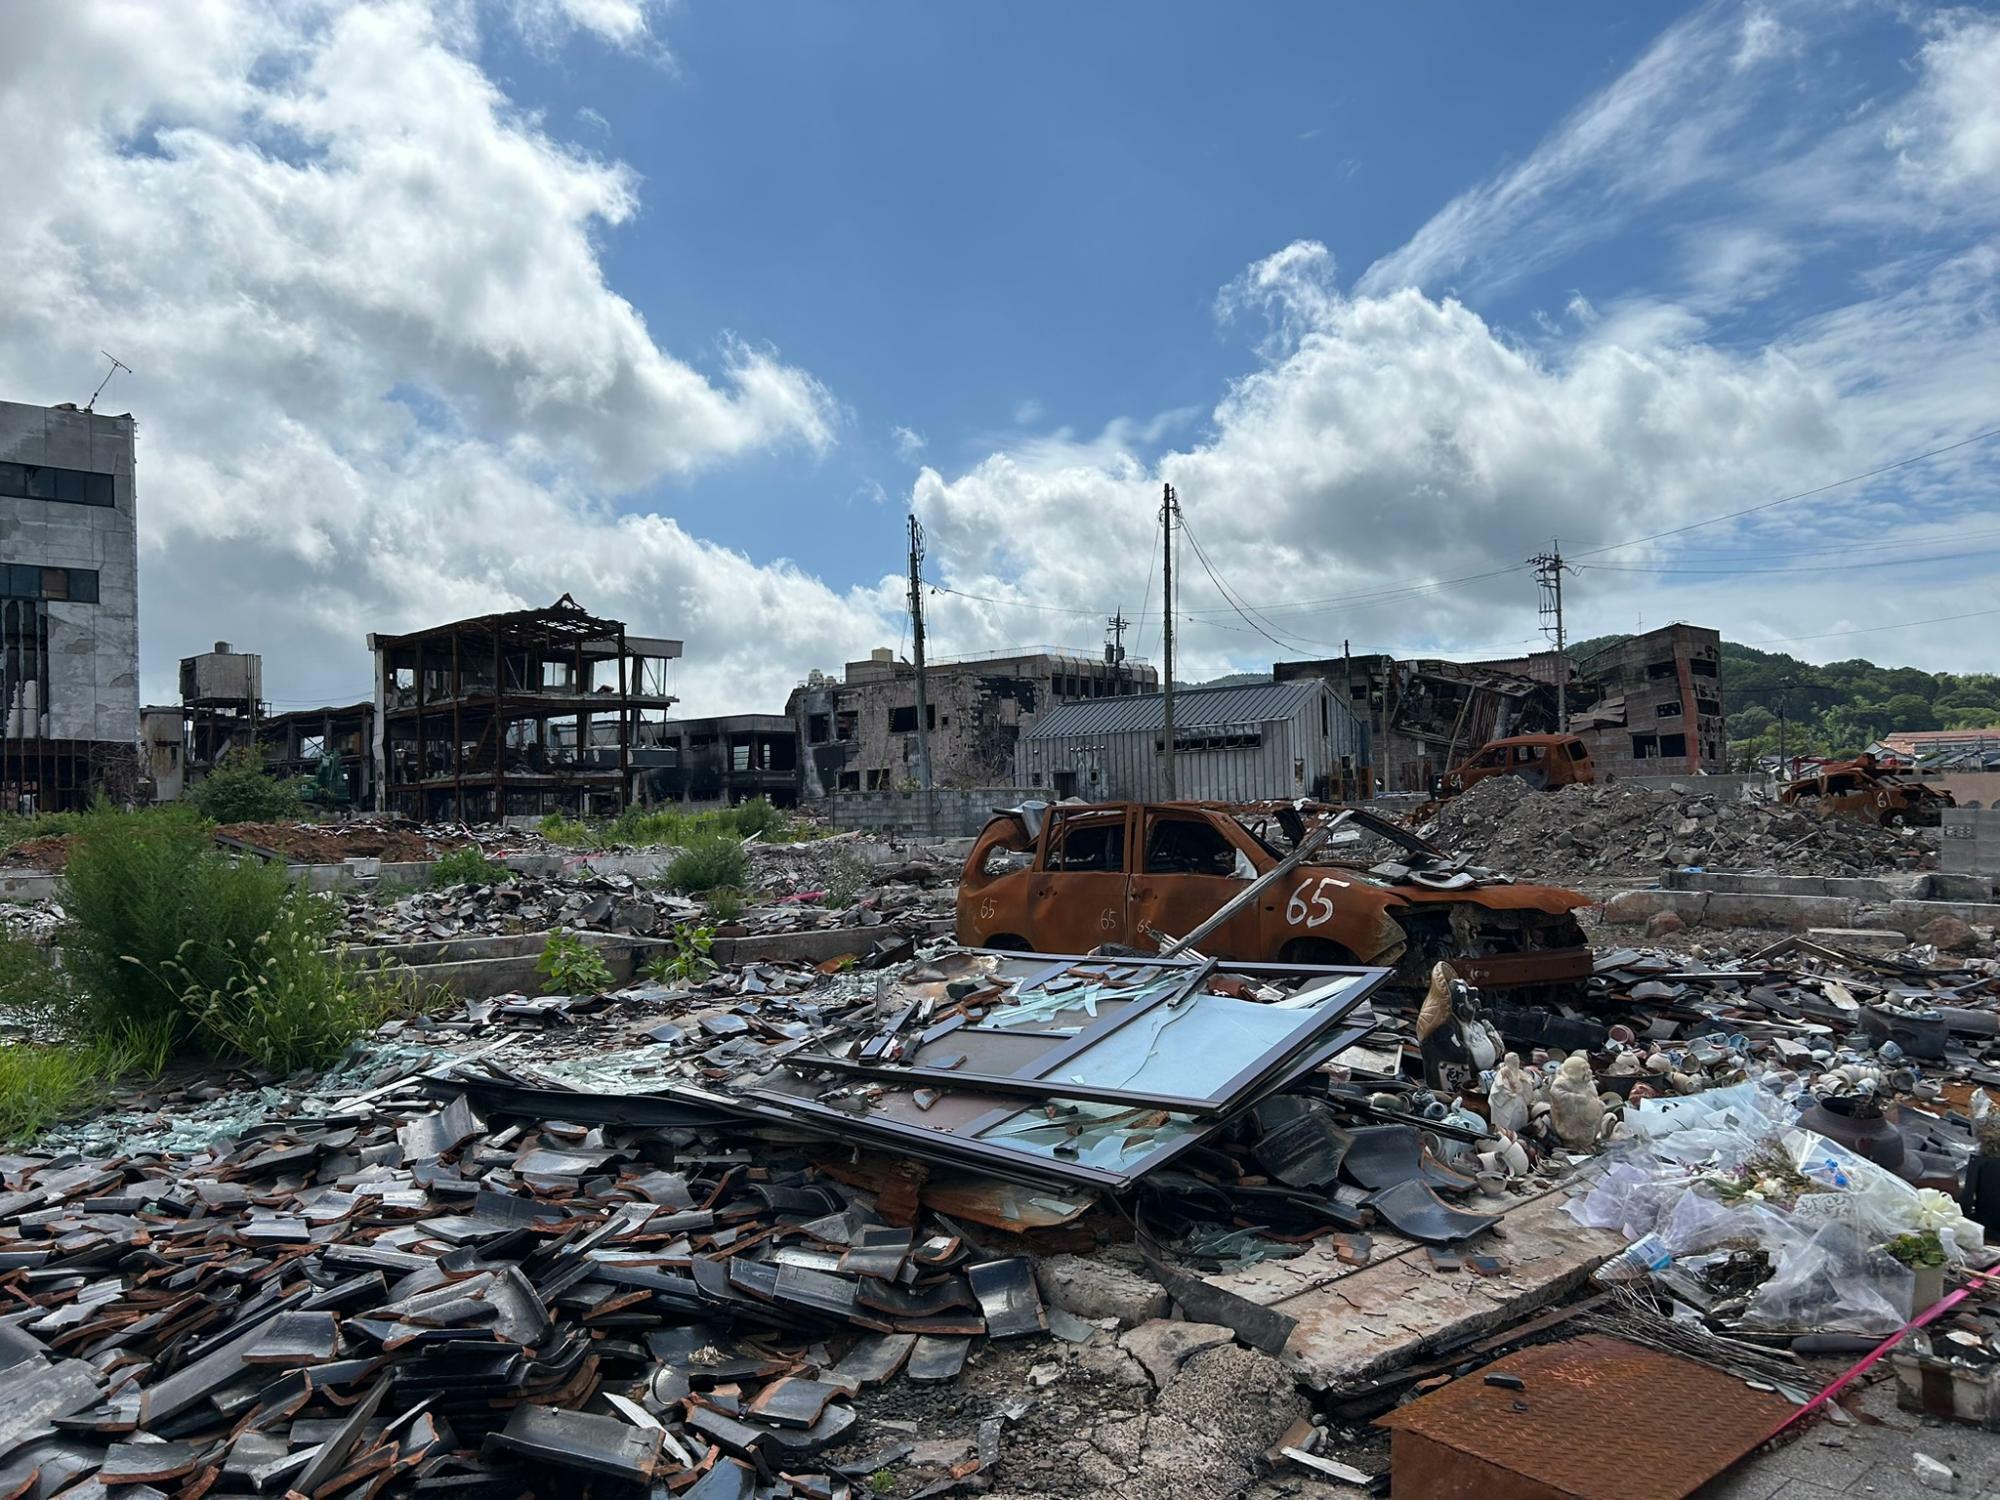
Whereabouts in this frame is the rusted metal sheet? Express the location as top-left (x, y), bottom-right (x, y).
top-left (1375, 1335), bottom-right (1792, 1500)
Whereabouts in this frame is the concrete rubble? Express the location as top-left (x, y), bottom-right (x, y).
top-left (1424, 775), bottom-right (1940, 886)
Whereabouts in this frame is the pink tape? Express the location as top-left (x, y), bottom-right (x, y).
top-left (1760, 1283), bottom-right (1976, 1443)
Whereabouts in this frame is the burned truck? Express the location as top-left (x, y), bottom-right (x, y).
top-left (956, 799), bottom-right (1591, 994)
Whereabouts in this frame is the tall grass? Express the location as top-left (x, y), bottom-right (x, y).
top-left (540, 798), bottom-right (813, 851)
top-left (0, 1040), bottom-right (135, 1144)
top-left (664, 832), bottom-right (750, 894)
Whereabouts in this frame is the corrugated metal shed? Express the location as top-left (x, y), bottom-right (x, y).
top-left (1020, 678), bottom-right (1367, 803)
top-left (1027, 680), bottom-right (1328, 740)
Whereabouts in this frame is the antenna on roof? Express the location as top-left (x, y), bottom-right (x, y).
top-left (85, 351), bottom-right (133, 413)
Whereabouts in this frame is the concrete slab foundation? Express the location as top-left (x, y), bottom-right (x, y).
top-left (1195, 1187), bottom-right (1621, 1392)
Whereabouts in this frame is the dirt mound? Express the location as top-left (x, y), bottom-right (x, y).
top-left (1, 834), bottom-right (73, 871)
top-left (215, 820), bottom-right (462, 864)
top-left (1423, 775), bottom-right (1936, 883)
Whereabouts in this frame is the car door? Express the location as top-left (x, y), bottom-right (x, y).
top-left (1127, 807), bottom-right (1263, 957)
top-left (1023, 807), bottom-right (1132, 953)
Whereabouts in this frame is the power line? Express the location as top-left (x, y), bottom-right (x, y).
top-left (1578, 543), bottom-right (2000, 577)
top-left (1736, 604), bottom-right (2000, 647)
top-left (1569, 425), bottom-right (2000, 559)
top-left (1175, 513), bottom-right (1322, 657)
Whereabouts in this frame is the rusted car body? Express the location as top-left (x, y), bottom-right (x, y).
top-left (1439, 734), bottom-right (1595, 798)
top-left (956, 800), bottom-right (1592, 992)
top-left (1780, 754), bottom-right (1954, 828)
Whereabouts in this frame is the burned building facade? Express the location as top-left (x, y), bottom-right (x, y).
top-left (0, 399), bottom-right (140, 810)
top-left (260, 701), bottom-right (376, 809)
top-left (788, 648), bottom-right (1158, 800)
top-left (1277, 623), bottom-right (1726, 791)
top-left (369, 596), bottom-right (681, 821)
top-left (1275, 654), bottom-right (1559, 794)
top-left (1571, 624), bottom-right (1725, 777)
top-left (648, 714), bottom-right (799, 807)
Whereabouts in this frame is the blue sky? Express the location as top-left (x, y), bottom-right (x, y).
top-left (1, 0), bottom-right (1996, 713)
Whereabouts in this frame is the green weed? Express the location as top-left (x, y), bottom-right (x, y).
top-left (429, 845), bottom-right (515, 888)
top-left (538, 813), bottom-right (600, 848)
top-left (0, 810), bottom-right (84, 855)
top-left (705, 885), bottom-right (747, 922)
top-left (822, 848), bottom-right (872, 908)
top-left (642, 923), bottom-right (717, 986)
top-left (537, 929), bottom-right (614, 995)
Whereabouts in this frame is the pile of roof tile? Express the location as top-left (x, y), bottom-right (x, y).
top-left (0, 1069), bottom-right (1057, 1499)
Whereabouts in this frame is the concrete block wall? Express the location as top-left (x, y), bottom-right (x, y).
top-left (1942, 808), bottom-right (2000, 879)
top-left (829, 787), bottom-right (1033, 839)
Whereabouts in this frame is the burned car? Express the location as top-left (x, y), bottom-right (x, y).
top-left (956, 800), bottom-right (1592, 992)
top-left (1780, 753), bottom-right (1954, 828)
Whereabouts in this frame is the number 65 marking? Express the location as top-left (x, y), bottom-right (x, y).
top-left (1286, 876), bottom-right (1340, 928)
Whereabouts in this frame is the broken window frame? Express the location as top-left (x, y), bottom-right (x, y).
top-left (739, 952), bottom-right (1390, 1191)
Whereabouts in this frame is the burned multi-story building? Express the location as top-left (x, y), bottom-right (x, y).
top-left (1276, 623), bottom-right (1726, 791)
top-left (788, 648), bottom-right (1158, 800)
top-left (0, 399), bottom-right (140, 810)
top-left (648, 715), bottom-right (799, 807)
top-left (1570, 624), bottom-right (1725, 777)
top-left (1274, 654), bottom-right (1560, 794)
top-left (260, 700), bottom-right (376, 809)
top-left (369, 596), bottom-right (681, 821)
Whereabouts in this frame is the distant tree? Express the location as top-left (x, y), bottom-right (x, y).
top-left (1881, 693), bottom-right (1938, 733)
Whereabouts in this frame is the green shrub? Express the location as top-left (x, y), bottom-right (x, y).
top-left (706, 886), bottom-right (746, 922)
top-left (726, 798), bottom-right (787, 839)
top-left (54, 805), bottom-right (292, 1048)
top-left (537, 929), bottom-right (613, 995)
top-left (429, 846), bottom-right (514, 888)
top-left (642, 923), bottom-right (717, 986)
top-left (192, 748), bottom-right (304, 824)
top-left (664, 832), bottom-right (749, 894)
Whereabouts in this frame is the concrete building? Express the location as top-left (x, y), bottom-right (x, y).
top-left (788, 647), bottom-right (1158, 800)
top-left (1019, 679), bottom-right (1366, 803)
top-left (369, 595), bottom-right (681, 821)
top-left (1275, 622), bottom-right (1727, 790)
top-left (0, 399), bottom-right (140, 810)
top-left (1571, 623), bottom-right (1726, 777)
top-left (649, 714), bottom-right (799, 806)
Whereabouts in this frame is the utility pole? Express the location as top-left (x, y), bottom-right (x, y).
top-left (1530, 543), bottom-right (1569, 732)
top-left (1105, 611), bottom-right (1129, 685)
top-left (1160, 483), bottom-right (1180, 799)
top-left (907, 513), bottom-right (933, 792)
